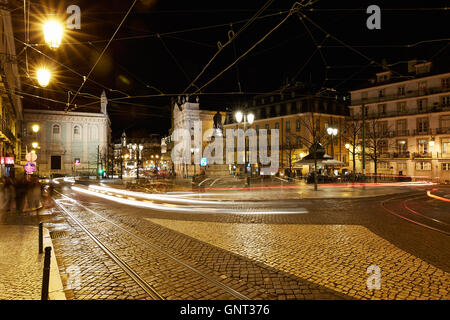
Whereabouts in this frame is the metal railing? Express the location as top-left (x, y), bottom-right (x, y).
top-left (352, 86), bottom-right (450, 105)
top-left (353, 104), bottom-right (450, 120)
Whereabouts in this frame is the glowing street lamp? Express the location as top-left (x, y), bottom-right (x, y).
top-left (345, 143), bottom-right (350, 149)
top-left (43, 20), bottom-right (64, 49)
top-left (32, 142), bottom-right (39, 149)
top-left (235, 111), bottom-right (243, 124)
top-left (32, 124), bottom-right (40, 133)
top-left (36, 68), bottom-right (51, 87)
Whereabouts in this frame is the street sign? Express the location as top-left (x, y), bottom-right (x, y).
top-left (24, 162), bottom-right (36, 174)
top-left (26, 152), bottom-right (37, 162)
top-left (200, 158), bottom-right (207, 166)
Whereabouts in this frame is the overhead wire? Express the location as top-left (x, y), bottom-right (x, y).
top-left (68, 0), bottom-right (138, 111)
top-left (182, 0), bottom-right (276, 94)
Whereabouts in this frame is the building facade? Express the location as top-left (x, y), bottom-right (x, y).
top-left (168, 97), bottom-right (226, 177)
top-left (349, 60), bottom-right (450, 182)
top-left (223, 84), bottom-right (349, 176)
top-left (0, 0), bottom-right (23, 177)
top-left (113, 132), bottom-right (162, 178)
top-left (22, 93), bottom-right (111, 177)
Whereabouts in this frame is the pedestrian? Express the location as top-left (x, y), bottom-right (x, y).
top-left (32, 177), bottom-right (42, 209)
top-left (14, 176), bottom-right (28, 213)
top-left (3, 177), bottom-right (15, 212)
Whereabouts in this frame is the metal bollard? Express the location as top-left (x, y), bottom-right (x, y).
top-left (41, 246), bottom-right (52, 300)
top-left (38, 222), bottom-right (43, 254)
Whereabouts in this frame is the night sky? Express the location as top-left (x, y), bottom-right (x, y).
top-left (11, 0), bottom-right (450, 139)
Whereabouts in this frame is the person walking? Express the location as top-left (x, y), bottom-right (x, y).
top-left (14, 176), bottom-right (28, 213)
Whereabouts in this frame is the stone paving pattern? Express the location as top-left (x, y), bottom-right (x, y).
top-left (0, 225), bottom-right (43, 300)
top-left (41, 185), bottom-right (450, 300)
top-left (148, 218), bottom-right (449, 300)
top-left (52, 198), bottom-right (344, 300)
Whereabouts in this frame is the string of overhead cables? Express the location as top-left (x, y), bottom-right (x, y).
top-left (67, 0), bottom-right (139, 111)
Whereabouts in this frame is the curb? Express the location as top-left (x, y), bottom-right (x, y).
top-left (42, 227), bottom-right (66, 300)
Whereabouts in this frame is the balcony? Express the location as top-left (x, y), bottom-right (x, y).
top-left (437, 153), bottom-right (450, 159)
top-left (413, 152), bottom-right (432, 159)
top-left (353, 104), bottom-right (450, 120)
top-left (391, 129), bottom-right (410, 137)
top-left (435, 127), bottom-right (450, 134)
top-left (413, 128), bottom-right (432, 136)
top-left (0, 119), bottom-right (16, 143)
top-left (352, 86), bottom-right (450, 105)
top-left (392, 152), bottom-right (410, 159)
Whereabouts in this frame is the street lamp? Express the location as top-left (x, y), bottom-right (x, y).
top-left (43, 20), bottom-right (64, 49)
top-left (190, 148), bottom-right (199, 177)
top-left (32, 142), bottom-right (39, 149)
top-left (36, 68), bottom-right (51, 87)
top-left (235, 111), bottom-right (254, 185)
top-left (327, 127), bottom-right (338, 158)
top-left (137, 144), bottom-right (143, 179)
top-left (32, 124), bottom-right (40, 133)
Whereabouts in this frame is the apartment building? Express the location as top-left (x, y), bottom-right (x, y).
top-left (349, 60), bottom-right (450, 182)
top-left (223, 84), bottom-right (349, 176)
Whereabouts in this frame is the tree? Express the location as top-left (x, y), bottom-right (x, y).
top-left (296, 112), bottom-right (336, 191)
top-left (364, 118), bottom-right (394, 181)
top-left (343, 118), bottom-right (362, 180)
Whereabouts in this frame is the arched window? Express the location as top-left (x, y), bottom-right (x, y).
top-left (52, 124), bottom-right (60, 135)
top-left (73, 125), bottom-right (81, 139)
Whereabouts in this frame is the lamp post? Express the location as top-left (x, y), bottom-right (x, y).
top-left (235, 111), bottom-right (254, 186)
top-left (31, 124), bottom-right (40, 176)
top-left (190, 148), bottom-right (199, 178)
top-left (137, 144), bottom-right (143, 180)
top-left (327, 127), bottom-right (338, 176)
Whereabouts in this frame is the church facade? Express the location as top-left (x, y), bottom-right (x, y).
top-left (22, 92), bottom-right (111, 177)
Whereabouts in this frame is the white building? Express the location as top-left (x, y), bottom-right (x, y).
top-left (22, 92), bottom-right (111, 177)
top-left (349, 60), bottom-right (450, 183)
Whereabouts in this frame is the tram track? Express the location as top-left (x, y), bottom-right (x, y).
top-left (380, 192), bottom-right (450, 236)
top-left (53, 190), bottom-right (251, 300)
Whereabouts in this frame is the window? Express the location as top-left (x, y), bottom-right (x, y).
top-left (418, 81), bottom-right (427, 94)
top-left (397, 140), bottom-right (407, 153)
top-left (442, 163), bottom-right (450, 171)
top-left (379, 161), bottom-right (389, 169)
top-left (286, 136), bottom-right (291, 146)
top-left (417, 117), bottom-right (429, 134)
top-left (418, 139), bottom-right (428, 153)
top-left (417, 98), bottom-right (427, 111)
top-left (296, 119), bottom-right (301, 132)
top-left (378, 104), bottom-right (386, 115)
top-left (441, 95), bottom-right (450, 106)
top-left (396, 119), bottom-right (407, 135)
top-left (361, 92), bottom-right (368, 101)
top-left (442, 138), bottom-right (450, 154)
top-left (296, 136), bottom-right (303, 148)
top-left (265, 123), bottom-right (270, 131)
top-left (398, 163), bottom-right (407, 171)
top-left (377, 121), bottom-right (388, 135)
top-left (441, 116), bottom-right (450, 129)
top-left (398, 86), bottom-right (405, 96)
top-left (416, 161), bottom-right (431, 171)
top-left (442, 78), bottom-right (450, 89)
top-left (275, 122), bottom-right (280, 130)
top-left (397, 102), bottom-right (406, 114)
top-left (286, 120), bottom-right (290, 132)
top-left (52, 124), bottom-right (60, 135)
top-left (73, 125), bottom-right (80, 136)
top-left (378, 89), bottom-right (385, 97)
top-left (378, 140), bottom-right (388, 153)
top-left (51, 156), bottom-right (61, 170)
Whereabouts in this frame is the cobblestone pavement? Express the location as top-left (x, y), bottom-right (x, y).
top-left (46, 185), bottom-right (450, 300)
top-left (0, 225), bottom-right (43, 300)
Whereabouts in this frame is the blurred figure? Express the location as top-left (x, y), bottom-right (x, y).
top-left (14, 176), bottom-right (28, 213)
top-left (2, 177), bottom-right (15, 212)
